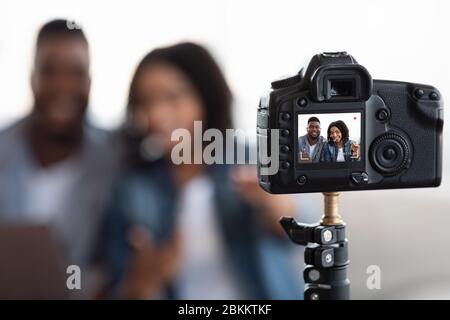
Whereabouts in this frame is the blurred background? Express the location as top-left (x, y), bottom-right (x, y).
top-left (0, 0), bottom-right (449, 299)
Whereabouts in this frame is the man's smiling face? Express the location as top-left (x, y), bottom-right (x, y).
top-left (307, 121), bottom-right (321, 139)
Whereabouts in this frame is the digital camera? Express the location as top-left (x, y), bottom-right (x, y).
top-left (257, 52), bottom-right (443, 193)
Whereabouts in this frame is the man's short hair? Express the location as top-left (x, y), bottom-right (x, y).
top-left (307, 116), bottom-right (320, 124)
top-left (36, 19), bottom-right (88, 48)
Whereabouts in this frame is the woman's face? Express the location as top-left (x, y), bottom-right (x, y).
top-left (329, 126), bottom-right (342, 144)
top-left (131, 62), bottom-right (205, 154)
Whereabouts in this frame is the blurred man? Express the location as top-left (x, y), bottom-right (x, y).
top-left (0, 19), bottom-right (120, 297)
top-left (298, 116), bottom-right (325, 163)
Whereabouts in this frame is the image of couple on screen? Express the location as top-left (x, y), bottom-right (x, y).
top-left (298, 116), bottom-right (361, 163)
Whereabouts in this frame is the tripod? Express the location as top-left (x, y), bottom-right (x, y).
top-left (280, 192), bottom-right (350, 300)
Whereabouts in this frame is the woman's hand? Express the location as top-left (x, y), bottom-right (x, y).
top-left (232, 165), bottom-right (295, 236)
top-left (120, 226), bottom-right (182, 299)
top-left (350, 142), bottom-right (360, 160)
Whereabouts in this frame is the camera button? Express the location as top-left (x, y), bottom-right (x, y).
top-left (281, 129), bottom-right (290, 137)
top-left (297, 97), bottom-right (308, 107)
top-left (414, 88), bottom-right (425, 99)
top-left (281, 113), bottom-right (291, 121)
top-left (280, 145), bottom-right (290, 153)
top-left (350, 172), bottom-right (369, 185)
top-left (429, 91), bottom-right (440, 101)
top-left (297, 175), bottom-right (307, 185)
top-left (376, 109), bottom-right (389, 122)
top-left (281, 161), bottom-right (291, 169)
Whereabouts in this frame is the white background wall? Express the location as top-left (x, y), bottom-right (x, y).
top-left (1, 0), bottom-right (449, 299)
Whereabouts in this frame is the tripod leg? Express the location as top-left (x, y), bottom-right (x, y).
top-left (303, 226), bottom-right (350, 300)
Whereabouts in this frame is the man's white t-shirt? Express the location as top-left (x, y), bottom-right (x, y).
top-left (308, 142), bottom-right (317, 158)
top-left (23, 157), bottom-right (80, 223)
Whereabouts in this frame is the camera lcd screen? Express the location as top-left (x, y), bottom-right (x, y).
top-left (297, 112), bottom-right (361, 164)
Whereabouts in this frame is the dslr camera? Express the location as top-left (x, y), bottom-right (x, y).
top-left (257, 52), bottom-right (443, 193)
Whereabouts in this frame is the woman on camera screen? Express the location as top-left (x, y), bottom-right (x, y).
top-left (320, 120), bottom-right (360, 162)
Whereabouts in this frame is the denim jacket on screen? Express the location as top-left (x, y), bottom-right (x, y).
top-left (320, 139), bottom-right (356, 162)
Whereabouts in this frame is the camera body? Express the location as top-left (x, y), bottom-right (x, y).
top-left (257, 52), bottom-right (443, 193)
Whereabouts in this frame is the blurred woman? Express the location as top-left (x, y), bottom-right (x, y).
top-left (104, 42), bottom-right (303, 299)
top-left (320, 120), bottom-right (360, 163)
